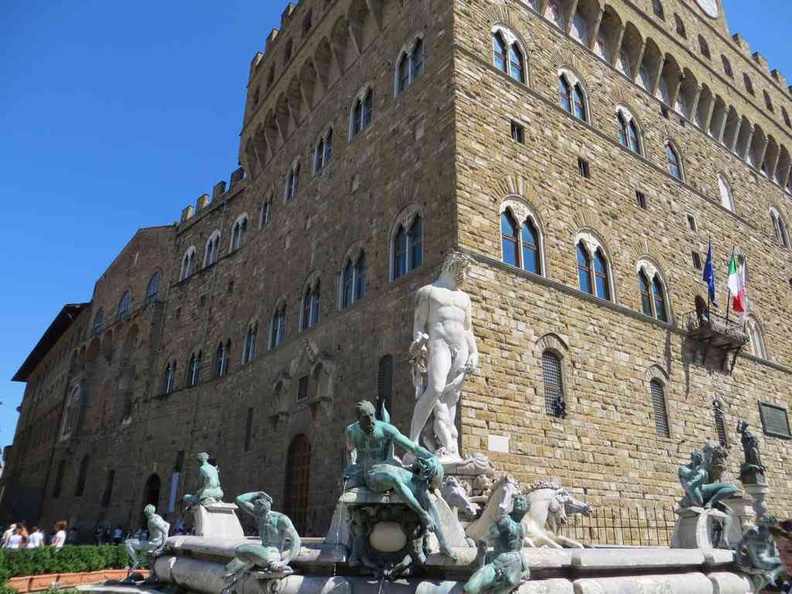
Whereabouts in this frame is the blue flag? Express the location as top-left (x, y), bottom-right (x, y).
top-left (703, 241), bottom-right (718, 307)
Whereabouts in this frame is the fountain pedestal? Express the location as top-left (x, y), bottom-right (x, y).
top-left (194, 502), bottom-right (244, 538)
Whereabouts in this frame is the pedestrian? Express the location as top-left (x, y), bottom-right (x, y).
top-left (66, 528), bottom-right (77, 544)
top-left (94, 524), bottom-right (104, 545)
top-left (1, 524), bottom-right (16, 547)
top-left (112, 525), bottom-right (123, 544)
top-left (5, 525), bottom-right (26, 549)
top-left (51, 521), bottom-right (67, 548)
top-left (27, 526), bottom-right (44, 549)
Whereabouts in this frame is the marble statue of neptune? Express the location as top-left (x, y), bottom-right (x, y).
top-left (409, 252), bottom-right (479, 459)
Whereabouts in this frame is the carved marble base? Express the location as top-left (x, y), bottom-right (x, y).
top-left (194, 502), bottom-right (244, 538)
top-left (721, 494), bottom-right (756, 547)
top-left (671, 507), bottom-right (730, 550)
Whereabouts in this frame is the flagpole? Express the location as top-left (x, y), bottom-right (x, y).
top-left (706, 237), bottom-right (712, 318)
top-left (725, 247), bottom-right (734, 325)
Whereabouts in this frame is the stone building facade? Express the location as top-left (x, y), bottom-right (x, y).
top-left (2, 0), bottom-right (791, 539)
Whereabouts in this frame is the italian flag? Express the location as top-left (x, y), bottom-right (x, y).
top-left (727, 253), bottom-right (747, 314)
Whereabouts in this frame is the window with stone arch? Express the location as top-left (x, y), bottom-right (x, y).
top-left (763, 90), bottom-right (774, 113)
top-left (647, 370), bottom-right (670, 438)
top-left (537, 334), bottom-right (570, 419)
top-left (259, 195), bottom-right (273, 228)
top-left (652, 0), bottom-right (665, 19)
top-left (204, 230), bottom-right (221, 266)
top-left (313, 127), bottom-right (333, 173)
top-left (60, 385), bottom-right (82, 439)
top-left (162, 360), bottom-right (176, 395)
top-left (300, 279), bottom-right (321, 331)
top-left (180, 246), bottom-right (197, 281)
top-left (558, 69), bottom-right (588, 123)
top-left (391, 209), bottom-right (423, 281)
top-left (666, 143), bottom-right (683, 180)
top-left (636, 260), bottom-right (669, 322)
top-left (742, 73), bottom-right (755, 96)
top-left (215, 340), bottom-right (231, 378)
top-left (499, 199), bottom-right (544, 275)
top-left (92, 308), bottom-right (105, 336)
top-left (492, 27), bottom-right (526, 84)
top-left (230, 215), bottom-right (248, 251)
top-left (349, 86), bottom-right (373, 139)
top-left (718, 173), bottom-right (735, 212)
top-left (187, 350), bottom-right (202, 387)
top-left (395, 36), bottom-right (425, 95)
top-left (770, 207), bottom-right (790, 248)
top-left (746, 315), bottom-right (767, 360)
top-left (721, 55), bottom-right (733, 78)
top-left (270, 299), bottom-right (287, 349)
top-left (782, 107), bottom-right (791, 128)
top-left (145, 271), bottom-right (161, 305)
top-left (241, 322), bottom-right (257, 364)
top-left (284, 161), bottom-right (300, 201)
top-left (116, 290), bottom-right (132, 322)
top-left (698, 35), bottom-right (711, 59)
top-left (340, 248), bottom-right (367, 309)
top-left (617, 107), bottom-right (642, 155)
top-left (575, 232), bottom-right (613, 301)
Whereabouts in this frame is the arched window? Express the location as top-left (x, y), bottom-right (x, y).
top-left (301, 282), bottom-right (321, 331)
top-left (92, 308), bottom-right (105, 336)
top-left (187, 351), bottom-right (202, 387)
top-left (652, 276), bottom-right (668, 322)
top-left (652, 0), bottom-right (665, 19)
top-left (521, 218), bottom-right (540, 274)
top-left (593, 249), bottom-right (611, 300)
top-left (650, 378), bottom-right (670, 437)
top-left (743, 73), bottom-right (755, 96)
top-left (617, 110), bottom-right (642, 155)
top-left (638, 270), bottom-right (652, 316)
top-left (145, 272), bottom-right (161, 305)
top-left (542, 350), bottom-right (566, 418)
top-left (492, 28), bottom-right (525, 83)
top-left (313, 129), bottom-right (333, 172)
top-left (117, 291), bottom-right (132, 322)
top-left (570, 11), bottom-right (588, 45)
top-left (204, 231), bottom-right (221, 266)
top-left (782, 107), bottom-right (791, 128)
top-left (285, 163), bottom-right (300, 200)
top-left (666, 144), bottom-right (683, 180)
top-left (341, 251), bottom-right (367, 309)
top-left (559, 73), bottom-right (587, 122)
top-left (764, 91), bottom-right (775, 113)
top-left (501, 211), bottom-right (519, 266)
top-left (721, 55), bottom-right (733, 78)
top-left (674, 14), bottom-right (686, 38)
top-left (60, 385), bottom-right (82, 438)
top-left (718, 174), bottom-right (735, 211)
top-left (377, 355), bottom-right (394, 415)
top-left (392, 215), bottom-right (423, 280)
top-left (270, 303), bottom-right (286, 348)
top-left (162, 361), bottom-right (176, 395)
top-left (230, 216), bottom-right (248, 251)
top-left (243, 323), bottom-right (257, 363)
top-left (53, 460), bottom-right (65, 498)
top-left (746, 316), bottom-right (767, 360)
top-left (75, 455), bottom-right (89, 497)
top-left (577, 244), bottom-right (593, 295)
top-left (284, 434), bottom-right (311, 535)
top-left (396, 38), bottom-right (425, 95)
top-left (350, 88), bottom-right (373, 137)
top-left (698, 35), bottom-right (711, 59)
top-left (215, 341), bottom-right (230, 378)
top-left (180, 247), bottom-right (196, 281)
top-left (771, 208), bottom-right (790, 248)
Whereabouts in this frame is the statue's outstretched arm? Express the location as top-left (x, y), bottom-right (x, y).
top-left (390, 425), bottom-right (432, 459)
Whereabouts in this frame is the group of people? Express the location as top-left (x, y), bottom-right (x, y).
top-left (1, 521), bottom-right (67, 549)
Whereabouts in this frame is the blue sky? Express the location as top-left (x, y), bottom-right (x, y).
top-left (0, 0), bottom-right (789, 448)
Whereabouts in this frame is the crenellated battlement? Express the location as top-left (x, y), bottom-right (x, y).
top-left (179, 167), bottom-right (246, 224)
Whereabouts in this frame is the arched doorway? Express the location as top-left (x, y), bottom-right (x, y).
top-left (284, 434), bottom-right (311, 535)
top-left (140, 474), bottom-right (161, 525)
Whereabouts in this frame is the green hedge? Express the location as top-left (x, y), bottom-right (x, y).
top-left (0, 545), bottom-right (141, 585)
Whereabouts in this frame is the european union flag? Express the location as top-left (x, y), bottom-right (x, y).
top-left (703, 240), bottom-right (718, 308)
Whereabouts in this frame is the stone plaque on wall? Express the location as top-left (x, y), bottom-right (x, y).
top-left (759, 402), bottom-right (791, 439)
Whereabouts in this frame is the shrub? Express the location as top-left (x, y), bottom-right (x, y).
top-left (0, 545), bottom-right (140, 586)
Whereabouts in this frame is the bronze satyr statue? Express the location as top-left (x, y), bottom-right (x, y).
top-left (183, 452), bottom-right (224, 510)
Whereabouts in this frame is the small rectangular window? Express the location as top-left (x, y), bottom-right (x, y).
top-left (692, 251), bottom-right (702, 270)
top-left (687, 214), bottom-right (697, 231)
top-left (636, 191), bottom-right (647, 209)
top-left (578, 157), bottom-right (591, 179)
top-left (759, 402), bottom-right (791, 438)
top-left (297, 375), bottom-right (309, 402)
top-left (510, 121), bottom-right (525, 144)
